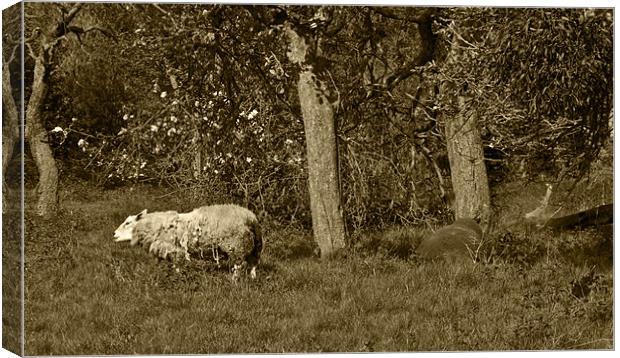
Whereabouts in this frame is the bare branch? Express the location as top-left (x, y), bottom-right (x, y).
top-left (153, 4), bottom-right (178, 29)
top-left (7, 43), bottom-right (19, 64)
top-left (26, 27), bottom-right (42, 41)
top-left (67, 25), bottom-right (118, 43)
top-left (24, 13), bottom-right (43, 19)
top-left (64, 3), bottom-right (83, 23)
top-left (372, 8), bottom-right (405, 21)
top-left (419, 145), bottom-right (447, 199)
top-left (383, 20), bottom-right (435, 90)
top-left (83, 25), bottom-right (116, 38)
top-left (52, 3), bottom-right (83, 39)
top-left (372, 7), bottom-right (434, 24)
top-left (25, 42), bottom-right (37, 60)
top-left (323, 7), bottom-right (345, 36)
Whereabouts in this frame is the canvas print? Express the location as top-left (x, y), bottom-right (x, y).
top-left (1, 1), bottom-right (614, 355)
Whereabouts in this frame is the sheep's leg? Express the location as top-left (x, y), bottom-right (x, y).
top-left (232, 264), bottom-right (242, 282)
top-left (250, 266), bottom-right (257, 279)
top-left (212, 246), bottom-right (220, 268)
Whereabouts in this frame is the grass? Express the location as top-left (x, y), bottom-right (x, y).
top-left (19, 180), bottom-right (613, 354)
top-left (2, 187), bottom-right (22, 355)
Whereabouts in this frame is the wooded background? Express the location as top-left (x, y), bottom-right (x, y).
top-left (2, 3), bottom-right (613, 255)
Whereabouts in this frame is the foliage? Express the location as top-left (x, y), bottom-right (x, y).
top-left (39, 4), bottom-right (449, 227)
top-left (434, 8), bottom-right (613, 178)
top-left (351, 225), bottom-right (425, 260)
top-left (30, 4), bottom-right (614, 227)
top-left (327, 7), bottom-right (449, 226)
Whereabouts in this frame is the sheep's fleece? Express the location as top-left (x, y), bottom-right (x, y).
top-left (114, 205), bottom-right (262, 270)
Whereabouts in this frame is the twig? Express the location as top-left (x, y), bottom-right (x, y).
top-left (153, 4), bottom-right (178, 29)
top-left (80, 25), bottom-right (118, 42)
top-left (326, 69), bottom-right (340, 112)
top-left (419, 145), bottom-right (446, 199)
top-left (25, 41), bottom-right (38, 60)
top-left (66, 128), bottom-right (98, 139)
top-left (7, 43), bottom-right (19, 64)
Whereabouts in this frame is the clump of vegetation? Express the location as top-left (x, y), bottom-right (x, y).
top-left (262, 223), bottom-right (318, 261)
top-left (351, 226), bottom-right (425, 260)
top-left (486, 230), bottom-right (548, 267)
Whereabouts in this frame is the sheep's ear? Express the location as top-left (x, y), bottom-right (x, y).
top-left (136, 209), bottom-right (147, 220)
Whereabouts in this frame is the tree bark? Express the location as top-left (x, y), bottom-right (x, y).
top-left (285, 25), bottom-right (346, 258)
top-left (25, 55), bottom-right (58, 217)
top-left (2, 4), bottom-right (24, 355)
top-left (298, 70), bottom-right (347, 258)
top-left (439, 31), bottom-right (492, 229)
top-left (444, 95), bottom-right (491, 228)
top-left (20, 3), bottom-right (84, 218)
top-left (2, 59), bottom-right (20, 212)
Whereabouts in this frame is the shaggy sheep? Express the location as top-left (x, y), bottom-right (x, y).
top-left (416, 218), bottom-right (483, 261)
top-left (113, 204), bottom-right (262, 280)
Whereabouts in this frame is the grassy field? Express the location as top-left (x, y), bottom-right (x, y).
top-left (18, 180), bottom-right (613, 354)
top-left (2, 189), bottom-right (22, 355)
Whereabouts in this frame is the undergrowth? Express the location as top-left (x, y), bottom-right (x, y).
top-left (2, 210), bottom-right (22, 354)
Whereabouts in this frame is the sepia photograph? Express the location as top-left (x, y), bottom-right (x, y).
top-left (1, 0), bottom-right (614, 355)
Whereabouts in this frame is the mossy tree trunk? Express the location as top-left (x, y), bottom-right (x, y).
top-left (443, 95), bottom-right (491, 228)
top-left (285, 24), bottom-right (346, 258)
top-left (2, 4), bottom-right (24, 355)
top-left (2, 3), bottom-right (22, 214)
top-left (439, 32), bottom-right (491, 229)
top-left (25, 54), bottom-right (58, 217)
top-left (2, 54), bottom-right (20, 213)
top-left (23, 3), bottom-right (87, 218)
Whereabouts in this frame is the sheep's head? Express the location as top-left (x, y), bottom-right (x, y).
top-left (114, 209), bottom-right (147, 242)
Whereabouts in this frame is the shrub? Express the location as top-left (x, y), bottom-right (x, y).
top-left (351, 226), bottom-right (425, 260)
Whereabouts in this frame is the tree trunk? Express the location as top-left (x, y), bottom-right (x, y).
top-left (2, 59), bottom-right (20, 212)
top-left (285, 25), bottom-right (346, 258)
top-left (25, 55), bottom-right (58, 218)
top-left (444, 95), bottom-right (491, 228)
top-left (20, 3), bottom-right (86, 218)
top-left (2, 4), bottom-right (24, 355)
top-left (298, 70), bottom-right (347, 258)
top-left (438, 24), bottom-right (492, 230)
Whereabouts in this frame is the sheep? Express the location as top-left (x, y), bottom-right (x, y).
top-left (113, 204), bottom-right (262, 281)
top-left (416, 218), bottom-right (483, 261)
